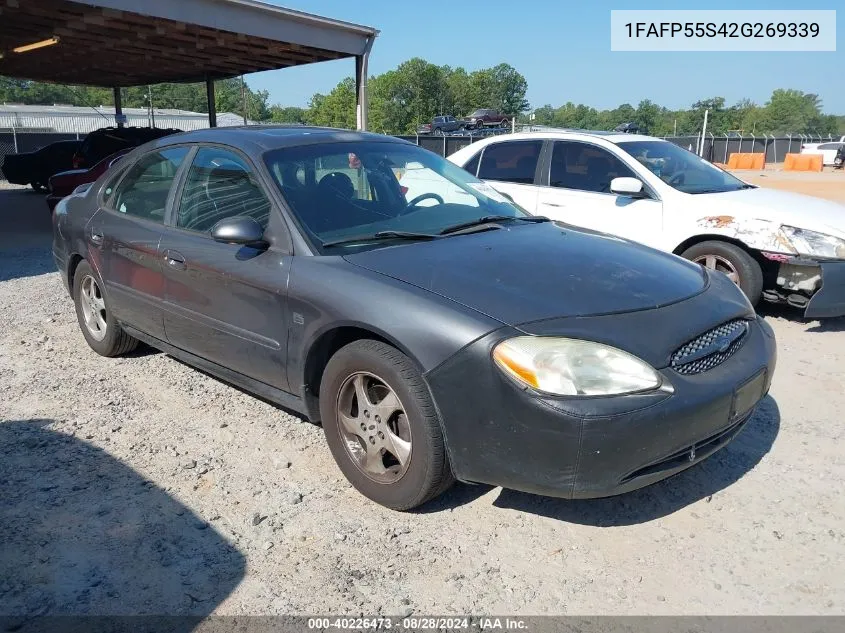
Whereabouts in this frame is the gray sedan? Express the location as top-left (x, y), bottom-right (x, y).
top-left (52, 127), bottom-right (776, 510)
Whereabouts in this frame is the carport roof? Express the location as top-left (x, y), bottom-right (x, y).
top-left (0, 0), bottom-right (378, 86)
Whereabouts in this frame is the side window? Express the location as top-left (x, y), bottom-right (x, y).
top-left (550, 141), bottom-right (636, 194)
top-left (110, 147), bottom-right (189, 222)
top-left (462, 152), bottom-right (481, 177)
top-left (177, 147), bottom-right (271, 233)
top-left (102, 166), bottom-right (128, 206)
top-left (477, 140), bottom-right (542, 184)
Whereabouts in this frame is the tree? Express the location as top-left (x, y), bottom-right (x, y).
top-left (489, 63), bottom-right (529, 115)
top-left (765, 89), bottom-right (825, 134)
top-left (269, 105), bottom-right (307, 124)
top-left (306, 77), bottom-right (356, 128)
top-left (5, 70), bottom-right (844, 137)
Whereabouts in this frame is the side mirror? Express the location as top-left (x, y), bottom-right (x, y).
top-left (210, 216), bottom-right (267, 246)
top-left (610, 177), bottom-right (647, 198)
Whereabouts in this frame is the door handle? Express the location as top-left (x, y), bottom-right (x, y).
top-left (164, 250), bottom-right (187, 271)
top-left (90, 230), bottom-right (104, 245)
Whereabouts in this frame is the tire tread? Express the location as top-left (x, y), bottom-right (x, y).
top-left (320, 339), bottom-right (454, 510)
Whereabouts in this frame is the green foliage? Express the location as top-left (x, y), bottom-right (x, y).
top-left (305, 77), bottom-right (357, 129)
top-left (520, 90), bottom-right (842, 136)
top-left (308, 59), bottom-right (531, 134)
top-left (269, 105), bottom-right (307, 124)
top-left (3, 67), bottom-right (842, 137)
top-left (0, 77), bottom-right (269, 121)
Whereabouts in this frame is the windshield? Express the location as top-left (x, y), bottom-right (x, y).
top-left (263, 141), bottom-right (526, 252)
top-left (617, 140), bottom-right (750, 194)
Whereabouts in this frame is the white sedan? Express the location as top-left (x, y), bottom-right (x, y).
top-left (447, 131), bottom-right (845, 318)
top-left (801, 137), bottom-right (845, 166)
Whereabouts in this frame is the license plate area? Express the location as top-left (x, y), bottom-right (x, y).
top-left (732, 370), bottom-right (767, 420)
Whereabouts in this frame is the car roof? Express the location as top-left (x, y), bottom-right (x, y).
top-left (482, 130), bottom-right (659, 144)
top-left (151, 126), bottom-right (412, 153)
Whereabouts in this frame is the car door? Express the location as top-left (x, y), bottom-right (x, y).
top-left (89, 146), bottom-right (191, 340)
top-left (537, 141), bottom-right (663, 248)
top-left (159, 145), bottom-right (293, 391)
top-left (476, 139), bottom-right (543, 211)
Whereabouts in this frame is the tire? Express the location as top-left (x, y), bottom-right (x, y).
top-left (475, 120), bottom-right (485, 130)
top-left (433, 127), bottom-right (443, 136)
top-left (319, 339), bottom-right (454, 510)
top-left (500, 119), bottom-right (509, 129)
top-left (73, 260), bottom-right (138, 357)
top-left (681, 241), bottom-right (763, 305)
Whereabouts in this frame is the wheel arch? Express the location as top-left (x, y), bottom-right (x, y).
top-left (67, 253), bottom-right (85, 291)
top-left (301, 324), bottom-right (424, 423)
top-left (672, 233), bottom-right (757, 257)
top-left (673, 233), bottom-right (776, 299)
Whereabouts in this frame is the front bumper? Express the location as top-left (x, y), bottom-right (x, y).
top-left (805, 261), bottom-right (845, 318)
top-left (426, 315), bottom-right (776, 500)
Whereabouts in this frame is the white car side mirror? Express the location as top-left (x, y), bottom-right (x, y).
top-left (610, 177), bottom-right (646, 198)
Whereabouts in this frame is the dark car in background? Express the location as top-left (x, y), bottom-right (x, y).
top-left (72, 126), bottom-right (180, 170)
top-left (418, 115), bottom-right (466, 136)
top-left (53, 126), bottom-right (775, 511)
top-left (46, 148), bottom-right (131, 211)
top-left (464, 109), bottom-right (510, 129)
top-left (2, 139), bottom-right (82, 190)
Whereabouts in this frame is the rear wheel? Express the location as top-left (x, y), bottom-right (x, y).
top-left (682, 240), bottom-right (763, 305)
top-left (73, 261), bottom-right (138, 357)
top-left (319, 340), bottom-right (454, 510)
top-left (500, 119), bottom-right (509, 129)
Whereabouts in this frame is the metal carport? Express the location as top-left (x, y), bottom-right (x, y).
top-left (0, 0), bottom-right (378, 129)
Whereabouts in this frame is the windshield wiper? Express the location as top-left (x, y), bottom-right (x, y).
top-left (439, 215), bottom-right (551, 236)
top-left (321, 230), bottom-right (440, 248)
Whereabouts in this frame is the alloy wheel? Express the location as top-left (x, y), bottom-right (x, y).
top-left (335, 371), bottom-right (412, 484)
top-left (80, 275), bottom-right (108, 341)
top-left (693, 254), bottom-right (740, 285)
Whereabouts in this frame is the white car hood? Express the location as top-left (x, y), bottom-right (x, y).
top-left (697, 187), bottom-right (845, 239)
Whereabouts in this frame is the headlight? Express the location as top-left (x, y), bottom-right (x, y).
top-left (781, 225), bottom-right (845, 259)
top-left (492, 336), bottom-right (663, 396)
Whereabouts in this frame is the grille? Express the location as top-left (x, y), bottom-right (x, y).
top-left (671, 319), bottom-right (749, 375)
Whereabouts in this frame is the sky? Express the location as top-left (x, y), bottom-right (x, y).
top-left (249, 0), bottom-right (844, 114)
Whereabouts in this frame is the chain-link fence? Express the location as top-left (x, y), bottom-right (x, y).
top-left (2, 127), bottom-right (841, 181)
top-left (676, 133), bottom-right (841, 165)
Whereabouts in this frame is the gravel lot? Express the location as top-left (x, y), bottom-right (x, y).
top-left (1, 179), bottom-right (844, 619)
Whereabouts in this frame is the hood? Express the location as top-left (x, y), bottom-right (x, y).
top-left (700, 187), bottom-right (845, 239)
top-left (343, 223), bottom-right (707, 326)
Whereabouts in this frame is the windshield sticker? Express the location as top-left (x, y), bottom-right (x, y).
top-left (469, 182), bottom-right (509, 203)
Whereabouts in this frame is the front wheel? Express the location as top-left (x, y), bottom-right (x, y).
top-left (682, 241), bottom-right (763, 305)
top-left (73, 261), bottom-right (138, 357)
top-left (319, 340), bottom-right (454, 510)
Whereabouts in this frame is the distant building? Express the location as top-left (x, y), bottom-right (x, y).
top-left (0, 104), bottom-right (252, 134)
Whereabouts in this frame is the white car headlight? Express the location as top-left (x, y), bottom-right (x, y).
top-left (781, 225), bottom-right (845, 259)
top-left (492, 336), bottom-right (663, 396)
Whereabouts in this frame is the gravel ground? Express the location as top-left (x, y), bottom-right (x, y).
top-left (1, 181), bottom-right (844, 619)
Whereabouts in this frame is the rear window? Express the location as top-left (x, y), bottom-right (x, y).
top-left (477, 140), bottom-right (542, 184)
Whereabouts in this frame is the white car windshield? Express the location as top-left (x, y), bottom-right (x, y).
top-left (264, 141), bottom-right (526, 252)
top-left (617, 140), bottom-right (752, 194)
